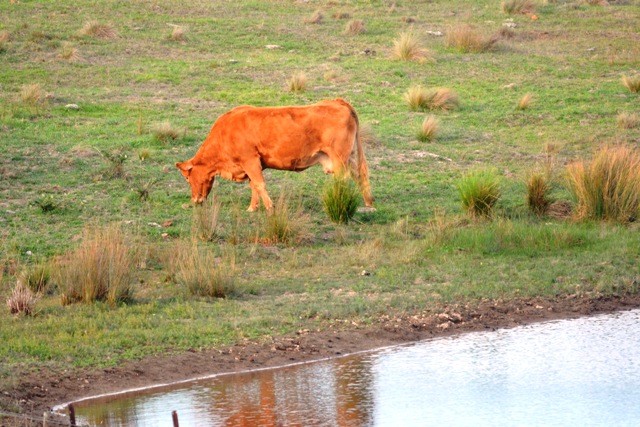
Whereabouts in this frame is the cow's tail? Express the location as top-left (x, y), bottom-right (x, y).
top-left (341, 99), bottom-right (374, 207)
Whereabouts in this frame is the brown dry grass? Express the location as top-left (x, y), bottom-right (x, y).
top-left (404, 86), bottom-right (459, 111)
top-left (446, 25), bottom-right (499, 53)
top-left (344, 19), bottom-right (365, 36)
top-left (617, 112), bottom-right (639, 129)
top-left (517, 93), bottom-right (533, 110)
top-left (392, 31), bottom-right (431, 63)
top-left (6, 281), bottom-right (37, 316)
top-left (58, 42), bottom-right (81, 62)
top-left (501, 0), bottom-right (535, 14)
top-left (20, 83), bottom-right (43, 106)
top-left (78, 20), bottom-right (118, 39)
top-left (621, 75), bottom-right (640, 93)
top-left (288, 71), bottom-right (308, 92)
top-left (417, 115), bottom-right (440, 142)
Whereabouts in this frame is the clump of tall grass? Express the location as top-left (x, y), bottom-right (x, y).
top-left (58, 42), bottom-right (81, 62)
top-left (621, 75), bottom-right (640, 93)
top-left (457, 169), bottom-right (501, 218)
top-left (323, 173), bottom-right (359, 224)
top-left (0, 30), bottom-right (10, 53)
top-left (526, 170), bottom-right (554, 217)
top-left (566, 144), bottom-right (640, 223)
top-left (501, 0), bottom-right (535, 14)
top-left (172, 242), bottom-right (235, 298)
top-left (56, 224), bottom-right (135, 305)
top-left (416, 115), bottom-right (440, 142)
top-left (404, 86), bottom-right (459, 111)
top-left (168, 25), bottom-right (187, 42)
top-left (617, 112), bottom-right (639, 129)
top-left (344, 19), bottom-right (365, 35)
top-left (260, 192), bottom-right (309, 244)
top-left (392, 31), bottom-right (431, 63)
top-left (20, 83), bottom-right (43, 106)
top-left (153, 121), bottom-right (180, 142)
top-left (446, 25), bottom-right (499, 53)
top-left (6, 281), bottom-right (37, 316)
top-left (517, 93), bottom-right (533, 110)
top-left (305, 10), bottom-right (324, 24)
top-left (19, 262), bottom-right (51, 294)
top-left (193, 196), bottom-right (222, 242)
top-left (288, 72), bottom-right (308, 93)
top-left (78, 20), bottom-right (118, 39)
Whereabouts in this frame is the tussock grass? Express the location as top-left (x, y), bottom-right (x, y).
top-left (404, 86), bottom-right (459, 111)
top-left (169, 25), bottom-right (187, 42)
top-left (392, 31), bottom-right (431, 63)
top-left (458, 169), bottom-right (501, 218)
top-left (501, 0), bottom-right (535, 14)
top-left (260, 192), bottom-right (309, 244)
top-left (517, 93), bottom-right (533, 110)
top-left (617, 112), bottom-right (639, 129)
top-left (416, 115), bottom-right (439, 142)
top-left (621, 75), bottom-right (640, 93)
top-left (0, 30), bottom-right (9, 53)
top-left (6, 282), bottom-right (37, 316)
top-left (305, 10), bottom-right (324, 24)
top-left (78, 20), bottom-right (118, 39)
top-left (173, 242), bottom-right (235, 298)
top-left (19, 262), bottom-right (51, 294)
top-left (58, 42), bottom-right (81, 62)
top-left (153, 121), bottom-right (180, 142)
top-left (20, 83), bottom-right (43, 106)
top-left (566, 145), bottom-right (640, 223)
top-left (323, 173), bottom-right (359, 224)
top-left (193, 196), bottom-right (222, 242)
top-left (288, 72), bottom-right (308, 93)
top-left (56, 224), bottom-right (135, 305)
top-left (526, 170), bottom-right (554, 217)
top-left (344, 19), bottom-right (365, 36)
top-left (446, 25), bottom-right (499, 53)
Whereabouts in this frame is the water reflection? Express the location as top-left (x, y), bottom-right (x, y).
top-left (74, 309), bottom-right (640, 426)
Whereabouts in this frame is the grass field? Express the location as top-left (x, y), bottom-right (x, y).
top-left (1, 0), bottom-right (640, 398)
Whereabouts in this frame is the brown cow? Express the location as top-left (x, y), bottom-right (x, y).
top-left (176, 98), bottom-right (373, 211)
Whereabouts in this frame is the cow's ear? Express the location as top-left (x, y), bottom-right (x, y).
top-left (176, 162), bottom-right (193, 172)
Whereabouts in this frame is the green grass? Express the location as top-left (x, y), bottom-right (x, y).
top-left (1, 0), bottom-right (640, 398)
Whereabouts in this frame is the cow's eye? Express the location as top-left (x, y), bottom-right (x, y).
top-left (185, 177), bottom-right (189, 182)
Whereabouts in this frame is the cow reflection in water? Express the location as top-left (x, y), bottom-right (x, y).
top-left (209, 359), bottom-right (374, 426)
top-left (176, 99), bottom-right (373, 212)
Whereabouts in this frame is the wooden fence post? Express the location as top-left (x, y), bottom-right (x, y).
top-left (43, 412), bottom-right (49, 427)
top-left (172, 410), bottom-right (180, 427)
top-left (68, 404), bottom-right (76, 427)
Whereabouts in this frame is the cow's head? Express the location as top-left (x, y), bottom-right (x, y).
top-left (176, 160), bottom-right (216, 204)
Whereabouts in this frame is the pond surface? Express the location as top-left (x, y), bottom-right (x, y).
top-left (72, 309), bottom-right (640, 426)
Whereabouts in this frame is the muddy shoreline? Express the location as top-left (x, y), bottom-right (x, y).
top-left (4, 294), bottom-right (640, 423)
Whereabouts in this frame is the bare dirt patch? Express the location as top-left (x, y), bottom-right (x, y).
top-left (3, 293), bottom-right (639, 424)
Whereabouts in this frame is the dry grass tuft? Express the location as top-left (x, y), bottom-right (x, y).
top-left (305, 10), bottom-right (324, 24)
top-left (6, 281), bottom-right (37, 316)
top-left (169, 25), bottom-right (187, 42)
top-left (566, 144), bottom-right (640, 223)
top-left (416, 115), bottom-right (440, 142)
top-left (288, 71), bottom-right (308, 93)
top-left (58, 42), bottom-right (81, 62)
top-left (404, 86), bottom-right (459, 111)
top-left (617, 112), bottom-right (639, 129)
top-left (344, 19), bottom-right (365, 36)
top-left (333, 12), bottom-right (351, 19)
top-left (358, 122), bottom-right (380, 147)
top-left (193, 196), bottom-right (222, 242)
top-left (392, 31), bottom-right (431, 63)
top-left (78, 20), bottom-right (118, 39)
top-left (501, 0), bottom-right (535, 14)
top-left (446, 25), bottom-right (499, 53)
top-left (56, 224), bottom-right (135, 305)
top-left (172, 241), bottom-right (235, 298)
top-left (0, 30), bottom-right (10, 43)
top-left (20, 83), bottom-right (43, 106)
top-left (260, 192), bottom-right (310, 244)
top-left (153, 121), bottom-right (180, 142)
top-left (621, 75), bottom-right (640, 93)
top-left (517, 93), bottom-right (533, 110)
top-left (19, 262), bottom-right (51, 294)
top-left (526, 170), bottom-right (554, 216)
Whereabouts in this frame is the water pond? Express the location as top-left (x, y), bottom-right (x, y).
top-left (70, 309), bottom-right (640, 426)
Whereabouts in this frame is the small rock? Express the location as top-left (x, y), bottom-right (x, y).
top-left (265, 44), bottom-right (281, 49)
top-left (65, 104), bottom-right (80, 110)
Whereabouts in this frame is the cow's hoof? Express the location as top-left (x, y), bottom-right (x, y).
top-left (247, 206), bottom-right (257, 212)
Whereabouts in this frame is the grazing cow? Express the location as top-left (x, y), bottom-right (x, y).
top-left (176, 98), bottom-right (373, 211)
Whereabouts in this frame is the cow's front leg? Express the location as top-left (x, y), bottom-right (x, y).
top-left (245, 162), bottom-right (273, 212)
top-left (247, 184), bottom-right (260, 212)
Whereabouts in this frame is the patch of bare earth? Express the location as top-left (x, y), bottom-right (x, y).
top-left (2, 294), bottom-right (639, 425)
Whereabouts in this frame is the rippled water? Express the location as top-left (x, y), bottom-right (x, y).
top-left (71, 309), bottom-right (640, 426)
